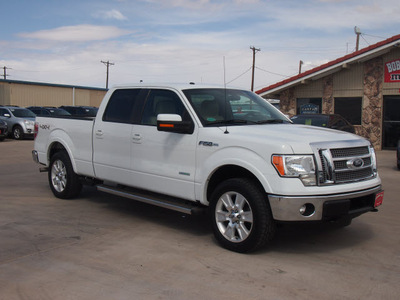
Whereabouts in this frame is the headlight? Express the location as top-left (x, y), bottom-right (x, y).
top-left (370, 145), bottom-right (377, 176)
top-left (272, 154), bottom-right (316, 186)
top-left (24, 120), bottom-right (34, 126)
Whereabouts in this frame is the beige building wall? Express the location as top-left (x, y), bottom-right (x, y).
top-left (0, 81), bottom-right (106, 107)
top-left (0, 83), bottom-right (11, 105)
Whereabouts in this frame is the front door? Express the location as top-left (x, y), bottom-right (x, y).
top-left (131, 88), bottom-right (198, 201)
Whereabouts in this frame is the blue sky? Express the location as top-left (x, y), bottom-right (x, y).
top-left (1, 0), bottom-right (400, 90)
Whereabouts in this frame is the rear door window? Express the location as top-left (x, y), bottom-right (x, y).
top-left (103, 89), bottom-right (144, 124)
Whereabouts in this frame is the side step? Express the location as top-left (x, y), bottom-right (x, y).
top-left (97, 184), bottom-right (206, 215)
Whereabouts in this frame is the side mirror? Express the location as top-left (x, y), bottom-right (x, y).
top-left (157, 114), bottom-right (194, 134)
top-left (4, 113), bottom-right (11, 118)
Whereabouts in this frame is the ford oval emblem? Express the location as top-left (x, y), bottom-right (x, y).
top-left (347, 158), bottom-right (364, 169)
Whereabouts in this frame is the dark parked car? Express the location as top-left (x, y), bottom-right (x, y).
top-left (397, 140), bottom-right (400, 170)
top-left (59, 106), bottom-right (98, 117)
top-left (27, 106), bottom-right (71, 117)
top-left (0, 119), bottom-right (8, 141)
top-left (290, 114), bottom-right (355, 133)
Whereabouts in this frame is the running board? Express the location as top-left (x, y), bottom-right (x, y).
top-left (97, 184), bottom-right (205, 215)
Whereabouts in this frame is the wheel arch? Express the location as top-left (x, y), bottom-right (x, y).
top-left (47, 141), bottom-right (77, 173)
top-left (206, 164), bottom-right (267, 205)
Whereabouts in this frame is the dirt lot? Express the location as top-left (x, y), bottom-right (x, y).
top-left (0, 139), bottom-right (399, 300)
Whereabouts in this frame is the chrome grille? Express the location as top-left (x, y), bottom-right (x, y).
top-left (316, 145), bottom-right (376, 185)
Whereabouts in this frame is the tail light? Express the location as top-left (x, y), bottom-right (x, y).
top-left (34, 122), bottom-right (39, 139)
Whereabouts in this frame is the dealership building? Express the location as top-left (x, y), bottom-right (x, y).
top-left (257, 34), bottom-right (400, 150)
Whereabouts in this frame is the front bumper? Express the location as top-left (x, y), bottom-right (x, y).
top-left (268, 185), bottom-right (382, 221)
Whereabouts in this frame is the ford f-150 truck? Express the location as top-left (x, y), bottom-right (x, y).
top-left (32, 84), bottom-right (383, 252)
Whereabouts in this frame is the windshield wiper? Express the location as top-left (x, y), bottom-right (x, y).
top-left (206, 119), bottom-right (248, 126)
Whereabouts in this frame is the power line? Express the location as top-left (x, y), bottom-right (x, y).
top-left (226, 66), bottom-right (252, 85)
top-left (255, 66), bottom-right (290, 78)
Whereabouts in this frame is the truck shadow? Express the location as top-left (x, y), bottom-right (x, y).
top-left (261, 221), bottom-right (374, 255)
top-left (80, 186), bottom-right (212, 237)
top-left (80, 186), bottom-right (374, 254)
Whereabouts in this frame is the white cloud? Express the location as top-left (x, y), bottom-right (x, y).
top-left (18, 25), bottom-right (131, 42)
top-left (93, 9), bottom-right (128, 20)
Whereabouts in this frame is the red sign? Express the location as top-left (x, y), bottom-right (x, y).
top-left (385, 59), bottom-right (400, 83)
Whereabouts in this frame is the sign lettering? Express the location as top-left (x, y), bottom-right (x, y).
top-left (385, 58), bottom-right (400, 83)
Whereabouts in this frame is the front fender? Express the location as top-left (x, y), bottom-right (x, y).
top-left (195, 146), bottom-right (275, 205)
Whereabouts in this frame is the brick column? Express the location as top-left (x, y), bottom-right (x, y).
top-left (279, 87), bottom-right (296, 117)
top-left (322, 75), bottom-right (334, 114)
top-left (362, 57), bottom-right (383, 150)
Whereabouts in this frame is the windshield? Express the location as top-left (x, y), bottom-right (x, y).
top-left (182, 88), bottom-right (289, 126)
top-left (11, 108), bottom-right (36, 118)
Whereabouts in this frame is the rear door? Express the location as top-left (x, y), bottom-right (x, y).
top-left (93, 89), bottom-right (144, 185)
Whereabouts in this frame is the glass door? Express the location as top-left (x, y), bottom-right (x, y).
top-left (383, 96), bottom-right (400, 149)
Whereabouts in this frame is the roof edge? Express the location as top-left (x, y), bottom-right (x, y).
top-left (256, 34), bottom-right (400, 96)
top-left (0, 79), bottom-right (108, 91)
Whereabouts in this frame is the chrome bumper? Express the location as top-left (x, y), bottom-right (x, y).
top-left (32, 150), bottom-right (39, 163)
top-left (268, 185), bottom-right (382, 221)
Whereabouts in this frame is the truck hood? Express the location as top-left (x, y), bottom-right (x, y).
top-left (224, 123), bottom-right (365, 153)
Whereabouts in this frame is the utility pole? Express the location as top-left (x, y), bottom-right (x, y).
top-left (2, 66), bottom-right (11, 80)
top-left (101, 60), bottom-right (115, 89)
top-left (298, 60), bottom-right (304, 74)
top-left (250, 46), bottom-right (260, 91)
top-left (354, 26), bottom-right (361, 51)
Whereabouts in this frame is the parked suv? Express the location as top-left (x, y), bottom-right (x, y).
top-left (0, 106), bottom-right (36, 139)
top-left (27, 106), bottom-right (71, 117)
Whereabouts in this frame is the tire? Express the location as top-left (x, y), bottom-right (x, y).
top-left (12, 125), bottom-right (24, 140)
top-left (210, 178), bottom-right (276, 253)
top-left (48, 151), bottom-right (82, 199)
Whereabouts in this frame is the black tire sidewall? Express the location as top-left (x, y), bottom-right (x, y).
top-left (48, 151), bottom-right (82, 199)
top-left (210, 178), bottom-right (275, 253)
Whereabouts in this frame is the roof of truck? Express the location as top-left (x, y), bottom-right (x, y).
top-left (110, 82), bottom-right (248, 91)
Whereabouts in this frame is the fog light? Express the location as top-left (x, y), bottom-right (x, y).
top-left (299, 203), bottom-right (315, 217)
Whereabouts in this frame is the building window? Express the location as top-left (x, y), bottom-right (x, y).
top-left (334, 97), bottom-right (362, 125)
top-left (296, 98), bottom-right (322, 114)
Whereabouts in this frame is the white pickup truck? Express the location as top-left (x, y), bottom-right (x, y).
top-left (32, 83), bottom-right (383, 252)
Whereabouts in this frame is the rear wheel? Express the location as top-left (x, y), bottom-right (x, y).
top-left (49, 151), bottom-right (82, 199)
top-left (210, 178), bottom-right (276, 253)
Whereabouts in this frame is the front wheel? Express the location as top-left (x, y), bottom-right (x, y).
top-left (49, 151), bottom-right (82, 199)
top-left (12, 125), bottom-right (24, 140)
top-left (210, 178), bottom-right (276, 253)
